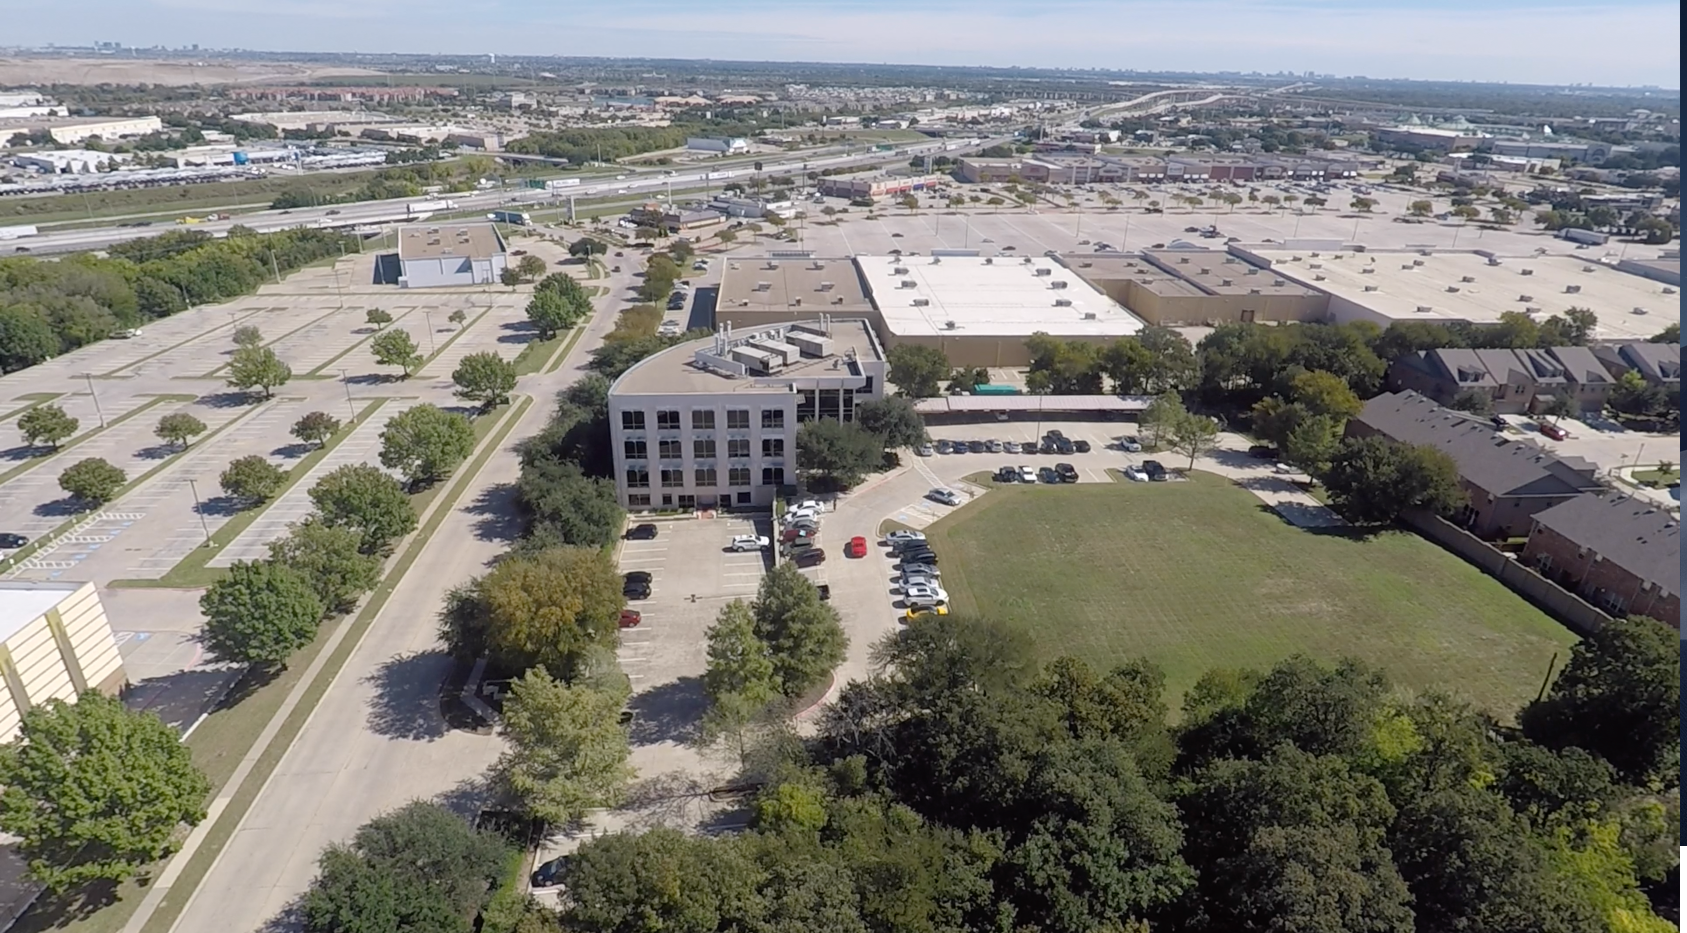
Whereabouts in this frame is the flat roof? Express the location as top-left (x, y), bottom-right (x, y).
top-left (397, 223), bottom-right (505, 262)
top-left (1060, 253), bottom-right (1206, 297)
top-left (1142, 249), bottom-right (1322, 297)
top-left (613, 318), bottom-right (883, 395)
top-left (915, 394), bottom-right (1150, 414)
top-left (717, 257), bottom-right (875, 315)
top-left (0, 583), bottom-right (80, 645)
top-left (1250, 248), bottom-right (1680, 342)
top-left (858, 254), bottom-right (1146, 339)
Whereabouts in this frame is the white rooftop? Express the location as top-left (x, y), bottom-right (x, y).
top-left (856, 255), bottom-right (1146, 339)
top-left (0, 583), bottom-right (79, 645)
top-left (1250, 248), bottom-right (1680, 343)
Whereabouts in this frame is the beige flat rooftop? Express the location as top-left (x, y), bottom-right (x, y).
top-left (398, 223), bottom-right (505, 261)
top-left (717, 257), bottom-right (875, 315)
top-left (1064, 253), bottom-right (1208, 297)
top-left (1143, 249), bottom-right (1321, 297)
top-left (612, 318), bottom-right (884, 395)
top-left (859, 254), bottom-right (1146, 338)
top-left (1252, 248), bottom-right (1680, 342)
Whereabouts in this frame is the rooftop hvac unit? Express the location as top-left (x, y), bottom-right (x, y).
top-left (765, 261), bottom-right (780, 270)
top-left (1308, 263), bottom-right (1322, 270)
top-left (1035, 267), bottom-right (1052, 276)
top-left (1402, 264), bottom-right (1416, 270)
top-left (729, 262), bottom-right (740, 270)
top-left (755, 281), bottom-right (771, 291)
top-left (1050, 280), bottom-right (1068, 289)
top-left (943, 320), bottom-right (958, 330)
top-left (1413, 259), bottom-right (1425, 266)
top-left (1022, 257), bottom-right (1033, 264)
top-left (1310, 252), bottom-right (1321, 258)
top-left (1419, 249), bottom-right (1432, 256)
top-left (1363, 284), bottom-right (1379, 292)
top-left (1581, 266), bottom-right (1595, 273)
top-left (793, 297), bottom-right (802, 306)
top-left (819, 281), bottom-right (834, 291)
top-left (1221, 278), bottom-right (1234, 286)
top-left (1079, 261), bottom-right (1092, 268)
top-left (899, 280), bottom-right (917, 289)
top-left (1053, 298), bottom-right (1073, 307)
top-left (1525, 306), bottom-right (1541, 314)
top-left (893, 267), bottom-right (909, 275)
top-left (832, 296), bottom-right (845, 304)
top-left (1245, 268), bottom-right (1259, 275)
top-left (1460, 275), bottom-right (1476, 283)
top-left (1273, 279), bottom-right (1286, 286)
top-left (912, 298), bottom-right (930, 306)
top-left (985, 257), bottom-right (995, 264)
top-left (930, 257), bottom-right (941, 264)
top-left (1520, 268), bottom-right (1534, 276)
top-left (1415, 305), bottom-right (1433, 313)
top-left (1178, 257), bottom-right (1190, 264)
top-left (1518, 294), bottom-right (1534, 302)
top-left (1360, 267), bottom-right (1376, 274)
top-left (811, 261), bottom-right (824, 270)
top-left (1248, 288), bottom-right (1262, 295)
top-left (1664, 287), bottom-right (1678, 294)
top-left (1565, 284), bottom-right (1582, 294)
top-left (1290, 255), bottom-right (1301, 262)
top-left (1631, 307), bottom-right (1649, 315)
top-left (1333, 253), bottom-right (1346, 259)
top-left (1314, 274), bottom-right (1327, 281)
top-left (1486, 257), bottom-right (1502, 265)
top-left (1199, 267), bottom-right (1211, 275)
top-left (1446, 286), bottom-right (1460, 293)
top-left (1081, 310), bottom-right (1099, 320)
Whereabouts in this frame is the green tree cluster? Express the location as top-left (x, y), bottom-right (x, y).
top-left (524, 272), bottom-right (594, 339)
top-left (437, 545), bottom-right (624, 681)
top-left (378, 403), bottom-right (475, 487)
top-left (1320, 435), bottom-right (1466, 524)
top-left (512, 376), bottom-right (625, 548)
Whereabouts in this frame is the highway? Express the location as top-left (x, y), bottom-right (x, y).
top-left (7, 136), bottom-right (1000, 257)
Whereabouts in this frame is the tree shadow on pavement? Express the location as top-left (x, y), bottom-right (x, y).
top-left (2, 877), bottom-right (124, 933)
top-left (626, 676), bottom-right (706, 747)
top-left (255, 896), bottom-right (306, 933)
top-left (195, 391), bottom-right (257, 409)
top-left (466, 483), bottom-right (524, 544)
top-left (433, 771), bottom-right (498, 821)
top-left (121, 665), bottom-right (245, 735)
top-left (32, 498), bottom-right (88, 519)
top-left (362, 650), bottom-right (454, 741)
top-left (0, 444), bottom-right (41, 462)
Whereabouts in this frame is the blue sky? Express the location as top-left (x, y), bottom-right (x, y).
top-left (12, 0), bottom-right (1681, 88)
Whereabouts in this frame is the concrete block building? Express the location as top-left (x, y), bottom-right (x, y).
top-left (608, 318), bottom-right (888, 511)
top-left (0, 582), bottom-right (127, 742)
top-left (396, 223), bottom-right (507, 288)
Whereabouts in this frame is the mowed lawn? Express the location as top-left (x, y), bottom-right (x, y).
top-left (922, 473), bottom-right (1580, 719)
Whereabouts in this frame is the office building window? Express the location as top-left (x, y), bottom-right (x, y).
top-left (678, 495), bottom-right (696, 510)
top-left (627, 494), bottom-right (651, 508)
top-left (727, 438), bottom-right (750, 458)
top-left (693, 438), bottom-right (716, 459)
top-left (623, 439), bottom-right (647, 460)
top-left (761, 409), bottom-right (785, 429)
top-left (625, 468), bottom-right (649, 489)
top-left (660, 469), bottom-right (684, 488)
top-left (656, 409), bottom-right (681, 429)
top-left (695, 467), bottom-right (717, 487)
top-left (662, 494), bottom-right (673, 507)
top-left (736, 492), bottom-right (752, 505)
top-left (691, 410), bottom-right (715, 430)
top-left (760, 467), bottom-right (786, 486)
top-left (658, 439), bottom-right (683, 460)
top-left (762, 438), bottom-right (784, 458)
top-left (620, 410), bottom-right (645, 430)
top-left (727, 409), bottom-right (750, 430)
top-left (728, 466), bottom-right (751, 487)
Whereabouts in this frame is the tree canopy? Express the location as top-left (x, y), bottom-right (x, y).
top-left (308, 463), bottom-right (418, 554)
top-left (439, 545), bottom-right (623, 680)
top-left (198, 559), bottom-right (325, 665)
top-left (378, 403), bottom-right (475, 486)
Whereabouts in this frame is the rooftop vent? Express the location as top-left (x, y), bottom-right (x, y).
top-left (1248, 288), bottom-right (1262, 295)
top-left (1460, 275), bottom-right (1476, 283)
top-left (819, 281), bottom-right (834, 291)
top-left (1418, 249), bottom-right (1432, 257)
top-left (1199, 267), bottom-right (1211, 275)
top-left (1565, 284), bottom-right (1582, 294)
top-left (1053, 298), bottom-right (1073, 307)
top-left (1360, 267), bottom-right (1376, 274)
top-left (892, 266), bottom-right (909, 275)
top-left (985, 257), bottom-right (995, 265)
top-left (912, 298), bottom-right (930, 306)
top-left (1081, 312), bottom-right (1097, 320)
top-left (1221, 278), bottom-right (1234, 287)
top-left (766, 261), bottom-right (780, 270)
top-left (1050, 280), bottom-right (1069, 289)
top-left (1487, 257), bottom-right (1502, 265)
top-left (1178, 257), bottom-right (1190, 264)
top-left (1363, 284), bottom-right (1380, 292)
top-left (1314, 274), bottom-right (1327, 281)
top-left (1413, 259), bottom-right (1426, 266)
top-left (942, 320), bottom-right (958, 330)
top-left (1310, 252), bottom-right (1321, 258)
top-left (1581, 266), bottom-right (1595, 273)
top-left (1415, 305), bottom-right (1434, 313)
top-left (1273, 279), bottom-right (1286, 286)
top-left (1402, 264), bottom-right (1416, 270)
top-left (899, 280), bottom-right (916, 289)
top-left (1526, 306), bottom-right (1542, 314)
top-left (832, 296), bottom-right (845, 304)
top-left (1521, 268), bottom-right (1534, 276)
top-left (1022, 257), bottom-right (1033, 264)
top-left (755, 281), bottom-right (771, 291)
top-left (1631, 307), bottom-right (1649, 315)
top-left (1663, 287), bottom-right (1677, 294)
top-left (1308, 263), bottom-right (1322, 270)
top-left (792, 297), bottom-right (802, 306)
top-left (1446, 286), bottom-right (1461, 293)
top-left (1035, 267), bottom-right (1052, 276)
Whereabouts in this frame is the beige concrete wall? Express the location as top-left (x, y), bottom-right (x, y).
top-left (0, 583), bottom-right (127, 742)
top-left (1086, 279), bottom-right (1330, 326)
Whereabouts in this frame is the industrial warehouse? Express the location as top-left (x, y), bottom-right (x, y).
top-left (394, 222), bottom-right (509, 288)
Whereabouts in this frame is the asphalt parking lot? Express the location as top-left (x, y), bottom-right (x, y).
top-left (616, 516), bottom-right (769, 748)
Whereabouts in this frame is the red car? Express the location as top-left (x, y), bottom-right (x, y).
top-left (845, 536), bottom-right (867, 558)
top-left (618, 609), bottom-right (642, 628)
top-left (1537, 421), bottom-right (1568, 441)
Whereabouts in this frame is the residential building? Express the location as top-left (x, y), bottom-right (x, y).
top-left (607, 319), bottom-right (887, 511)
top-left (395, 223), bottom-right (507, 288)
top-left (1594, 341), bottom-right (1682, 388)
top-left (1385, 347), bottom-right (1593, 414)
top-left (1522, 494), bottom-right (1679, 626)
top-left (0, 582), bottom-right (128, 743)
top-left (1348, 391), bottom-right (1605, 538)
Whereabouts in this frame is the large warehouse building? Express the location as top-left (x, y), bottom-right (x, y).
top-left (1242, 247), bottom-right (1680, 343)
top-left (0, 582), bottom-right (127, 743)
top-left (1068, 250), bottom-right (1329, 326)
top-left (608, 319), bottom-right (887, 511)
top-left (396, 223), bottom-right (508, 288)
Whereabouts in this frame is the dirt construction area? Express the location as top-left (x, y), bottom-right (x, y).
top-left (0, 56), bottom-right (378, 86)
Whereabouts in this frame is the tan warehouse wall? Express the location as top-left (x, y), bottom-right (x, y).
top-left (1084, 279), bottom-right (1330, 326)
top-left (0, 583), bottom-right (127, 742)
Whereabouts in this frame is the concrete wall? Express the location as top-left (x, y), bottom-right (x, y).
top-left (1400, 510), bottom-right (1610, 636)
top-left (1522, 523), bottom-right (1679, 628)
top-left (1112, 281), bottom-right (1329, 326)
top-left (0, 583), bottom-right (126, 742)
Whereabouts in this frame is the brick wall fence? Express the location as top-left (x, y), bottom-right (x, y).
top-left (1399, 510), bottom-right (1612, 636)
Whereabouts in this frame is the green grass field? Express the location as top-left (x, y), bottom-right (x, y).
top-left (921, 473), bottom-right (1579, 719)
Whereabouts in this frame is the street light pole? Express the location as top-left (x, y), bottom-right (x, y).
top-left (84, 374), bottom-right (105, 428)
top-left (423, 311), bottom-right (436, 354)
top-left (187, 478), bottom-right (212, 548)
top-left (339, 369), bottom-right (356, 421)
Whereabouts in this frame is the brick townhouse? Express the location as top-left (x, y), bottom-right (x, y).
top-left (1521, 493), bottom-right (1680, 627)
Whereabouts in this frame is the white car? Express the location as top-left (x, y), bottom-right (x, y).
top-left (1272, 462), bottom-right (1296, 475)
top-left (903, 584), bottom-right (949, 605)
top-left (901, 573), bottom-right (940, 591)
top-left (926, 488), bottom-right (963, 507)
top-left (1118, 436), bottom-right (1143, 452)
top-left (917, 444), bottom-right (935, 457)
top-left (885, 530), bottom-right (926, 548)
top-left (1123, 466), bottom-right (1149, 482)
top-left (786, 499), bottom-right (822, 514)
top-left (729, 535), bottom-right (769, 552)
top-left (1018, 466), bottom-right (1036, 483)
top-left (783, 509), bottom-right (819, 526)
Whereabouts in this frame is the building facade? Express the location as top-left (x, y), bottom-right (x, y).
top-left (0, 582), bottom-right (127, 743)
top-left (816, 173), bottom-right (944, 199)
top-left (608, 320), bottom-right (887, 511)
top-left (396, 223), bottom-right (508, 288)
top-left (1521, 494), bottom-right (1679, 626)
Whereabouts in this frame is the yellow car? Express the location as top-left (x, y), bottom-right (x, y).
top-left (903, 605), bottom-right (950, 623)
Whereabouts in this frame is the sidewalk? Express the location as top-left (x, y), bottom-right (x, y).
top-left (1192, 433), bottom-right (1347, 530)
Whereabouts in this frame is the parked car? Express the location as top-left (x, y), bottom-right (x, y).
top-left (898, 549), bottom-right (938, 567)
top-left (899, 562), bottom-right (940, 579)
top-left (995, 466), bottom-right (1018, 483)
top-left (999, 440), bottom-right (1016, 454)
top-left (1119, 436), bottom-right (1143, 453)
top-left (917, 444), bottom-right (935, 457)
top-left (1538, 421), bottom-right (1568, 441)
top-left (0, 533), bottom-right (26, 549)
top-left (785, 499), bottom-right (821, 515)
top-left (1143, 460), bottom-right (1168, 481)
top-left (1055, 463), bottom-right (1079, 483)
top-left (729, 534), bottom-right (769, 552)
top-left (1490, 414), bottom-right (1508, 431)
top-left (1246, 445), bottom-right (1278, 459)
top-left (967, 440), bottom-right (987, 453)
top-left (793, 548), bottom-right (826, 567)
top-left (1272, 463), bottom-right (1296, 475)
top-left (1122, 465), bottom-right (1149, 482)
top-left (927, 488), bottom-right (964, 506)
top-left (624, 571), bottom-right (652, 585)
top-left (1045, 429), bottom-right (1065, 440)
top-left (845, 536), bottom-right (868, 558)
top-left (623, 582), bottom-right (651, 600)
top-left (935, 439), bottom-right (954, 454)
top-left (618, 609), bottom-right (642, 628)
top-left (1073, 439), bottom-right (1091, 453)
top-left (111, 328), bottom-right (143, 339)
top-left (1017, 465), bottom-right (1036, 483)
top-left (531, 856), bottom-right (570, 889)
top-left (783, 508), bottom-right (819, 525)
top-left (885, 530), bottom-right (927, 548)
top-left (1038, 466), bottom-right (1060, 484)
top-left (624, 523), bottom-right (658, 540)
top-left (903, 605), bottom-right (949, 623)
top-left (985, 439), bottom-right (1003, 453)
top-left (903, 584), bottom-right (949, 604)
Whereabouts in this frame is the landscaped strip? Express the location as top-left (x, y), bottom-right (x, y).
top-left (0, 393), bottom-right (62, 423)
top-left (128, 395), bottom-right (533, 933)
top-left (0, 393), bottom-right (190, 489)
top-left (199, 306), bottom-right (351, 378)
top-left (302, 307), bottom-right (420, 376)
top-left (418, 305), bottom-right (495, 371)
top-left (105, 398), bottom-right (389, 590)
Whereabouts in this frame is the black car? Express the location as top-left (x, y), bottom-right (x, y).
top-left (1073, 439), bottom-right (1091, 453)
top-left (624, 583), bottom-right (652, 600)
top-left (793, 548), bottom-right (827, 567)
top-left (624, 571), bottom-right (652, 585)
top-left (1247, 445), bottom-right (1279, 460)
top-left (624, 523), bottom-right (658, 540)
top-left (995, 466), bottom-right (1018, 483)
top-left (936, 439), bottom-right (954, 454)
top-left (898, 551), bottom-right (938, 567)
top-left (1055, 463), bottom-right (1079, 483)
top-left (1038, 466), bottom-right (1060, 484)
top-left (0, 533), bottom-right (27, 549)
top-left (968, 440), bottom-right (987, 453)
top-left (1054, 440), bottom-right (1074, 455)
top-left (1143, 460), bottom-right (1168, 481)
top-left (531, 856), bottom-right (569, 889)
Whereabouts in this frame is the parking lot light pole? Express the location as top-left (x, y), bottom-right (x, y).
top-left (339, 369), bottom-right (356, 422)
top-left (83, 374), bottom-right (105, 428)
top-left (423, 311), bottom-right (436, 355)
top-left (187, 478), bottom-right (213, 548)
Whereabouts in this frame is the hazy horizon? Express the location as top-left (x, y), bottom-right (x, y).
top-left (5, 0), bottom-right (1680, 89)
